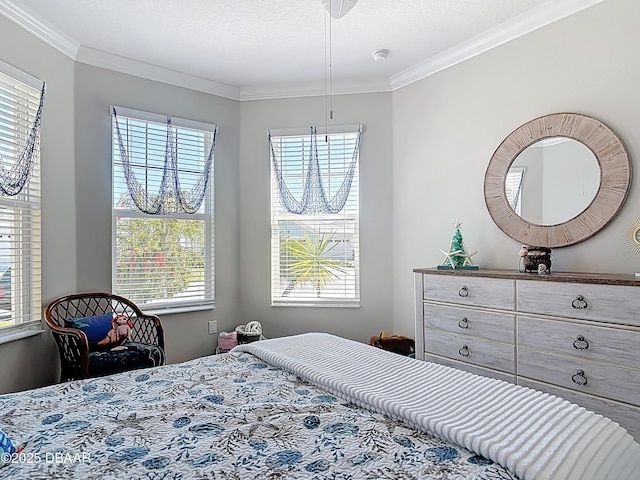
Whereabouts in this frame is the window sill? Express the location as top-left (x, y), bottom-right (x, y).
top-left (145, 304), bottom-right (215, 316)
top-left (0, 326), bottom-right (44, 346)
top-left (271, 302), bottom-right (360, 308)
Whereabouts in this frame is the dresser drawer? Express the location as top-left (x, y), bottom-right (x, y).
top-left (415, 268), bottom-right (640, 438)
top-left (518, 347), bottom-right (640, 405)
top-left (424, 353), bottom-right (516, 384)
top-left (517, 280), bottom-right (640, 327)
top-left (518, 378), bottom-right (640, 441)
top-left (424, 303), bottom-right (514, 343)
top-left (425, 329), bottom-right (515, 373)
top-left (518, 316), bottom-right (640, 369)
top-left (423, 274), bottom-right (514, 310)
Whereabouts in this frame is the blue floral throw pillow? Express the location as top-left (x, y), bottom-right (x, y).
top-left (65, 313), bottom-right (114, 344)
top-left (0, 427), bottom-right (21, 466)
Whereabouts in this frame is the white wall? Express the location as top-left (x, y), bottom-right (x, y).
top-left (238, 94), bottom-right (394, 343)
top-left (392, 0), bottom-right (640, 336)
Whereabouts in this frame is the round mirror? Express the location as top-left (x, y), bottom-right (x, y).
top-left (507, 137), bottom-right (600, 225)
top-left (485, 113), bottom-right (631, 247)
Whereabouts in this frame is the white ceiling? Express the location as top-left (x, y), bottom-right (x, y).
top-left (2, 0), bottom-right (604, 100)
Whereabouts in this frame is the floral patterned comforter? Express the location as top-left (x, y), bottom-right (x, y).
top-left (0, 352), bottom-right (517, 479)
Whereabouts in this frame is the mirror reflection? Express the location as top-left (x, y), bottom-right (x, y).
top-left (506, 137), bottom-right (601, 225)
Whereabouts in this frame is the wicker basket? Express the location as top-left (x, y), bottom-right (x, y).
top-left (235, 322), bottom-right (263, 344)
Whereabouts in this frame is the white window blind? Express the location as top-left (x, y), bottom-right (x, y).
top-left (506, 166), bottom-right (525, 216)
top-left (0, 62), bottom-right (42, 337)
top-left (270, 126), bottom-right (360, 307)
top-left (112, 108), bottom-right (214, 312)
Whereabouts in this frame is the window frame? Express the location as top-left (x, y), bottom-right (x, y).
top-left (269, 125), bottom-right (361, 307)
top-left (111, 106), bottom-right (215, 314)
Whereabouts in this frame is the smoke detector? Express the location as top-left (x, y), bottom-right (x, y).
top-left (372, 49), bottom-right (389, 62)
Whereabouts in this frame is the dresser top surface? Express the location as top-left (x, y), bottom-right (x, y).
top-left (413, 267), bottom-right (640, 286)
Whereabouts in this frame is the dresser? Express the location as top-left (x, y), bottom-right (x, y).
top-left (414, 268), bottom-right (640, 440)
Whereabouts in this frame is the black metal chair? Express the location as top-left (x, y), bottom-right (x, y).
top-left (44, 292), bottom-right (165, 382)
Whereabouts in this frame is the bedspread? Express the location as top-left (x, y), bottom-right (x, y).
top-left (0, 342), bottom-right (517, 479)
top-left (234, 333), bottom-right (640, 480)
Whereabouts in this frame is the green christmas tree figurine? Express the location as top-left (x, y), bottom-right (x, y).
top-left (438, 221), bottom-right (479, 270)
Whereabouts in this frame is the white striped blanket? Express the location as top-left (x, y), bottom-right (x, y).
top-left (233, 332), bottom-right (640, 480)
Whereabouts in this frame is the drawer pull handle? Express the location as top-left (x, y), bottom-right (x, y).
top-left (571, 370), bottom-right (588, 386)
top-left (572, 335), bottom-right (589, 350)
top-left (571, 295), bottom-right (588, 310)
top-left (458, 345), bottom-right (470, 357)
top-left (458, 286), bottom-right (469, 298)
top-left (458, 318), bottom-right (470, 329)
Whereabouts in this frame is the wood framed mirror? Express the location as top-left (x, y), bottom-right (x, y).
top-left (484, 113), bottom-right (631, 247)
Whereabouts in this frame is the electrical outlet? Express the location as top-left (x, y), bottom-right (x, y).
top-left (208, 320), bottom-right (217, 335)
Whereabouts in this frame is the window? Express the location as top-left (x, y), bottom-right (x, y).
top-left (506, 166), bottom-right (525, 216)
top-left (112, 107), bottom-right (215, 312)
top-left (0, 61), bottom-right (43, 340)
top-left (270, 126), bottom-right (360, 307)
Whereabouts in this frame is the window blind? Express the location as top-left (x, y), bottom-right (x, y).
top-left (112, 109), bottom-right (214, 312)
top-left (0, 62), bottom-right (42, 335)
top-left (506, 166), bottom-right (525, 216)
top-left (270, 126), bottom-right (360, 307)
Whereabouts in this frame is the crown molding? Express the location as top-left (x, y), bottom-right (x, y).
top-left (390, 0), bottom-right (606, 91)
top-left (239, 79), bottom-right (391, 101)
top-left (0, 0), bottom-right (79, 59)
top-left (0, 0), bottom-right (240, 100)
top-left (2, 0), bottom-right (605, 101)
top-left (76, 46), bottom-right (240, 101)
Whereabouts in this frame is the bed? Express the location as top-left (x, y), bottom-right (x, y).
top-left (1, 333), bottom-right (638, 479)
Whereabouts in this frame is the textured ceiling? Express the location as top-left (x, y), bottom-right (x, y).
top-left (6, 0), bottom-right (602, 99)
